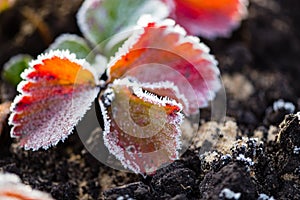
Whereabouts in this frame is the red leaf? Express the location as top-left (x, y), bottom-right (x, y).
top-left (9, 50), bottom-right (99, 150)
top-left (107, 16), bottom-right (221, 114)
top-left (0, 173), bottom-right (54, 200)
top-left (163, 0), bottom-right (248, 39)
top-left (100, 78), bottom-right (183, 174)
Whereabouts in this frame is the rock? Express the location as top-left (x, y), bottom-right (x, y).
top-left (151, 163), bottom-right (197, 198)
top-left (255, 113), bottom-right (300, 198)
top-left (277, 113), bottom-right (300, 153)
top-left (102, 182), bottom-right (152, 200)
top-left (199, 163), bottom-right (257, 199)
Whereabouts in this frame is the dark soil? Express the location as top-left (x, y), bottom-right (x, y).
top-left (0, 0), bottom-right (300, 199)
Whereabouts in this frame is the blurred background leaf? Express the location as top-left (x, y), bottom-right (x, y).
top-left (0, 0), bottom-right (15, 13)
top-left (47, 34), bottom-right (93, 60)
top-left (47, 33), bottom-right (107, 77)
top-left (77, 0), bottom-right (169, 56)
top-left (2, 54), bottom-right (32, 86)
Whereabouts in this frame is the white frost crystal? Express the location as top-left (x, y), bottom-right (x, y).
top-left (219, 188), bottom-right (241, 200)
top-left (273, 99), bottom-right (295, 113)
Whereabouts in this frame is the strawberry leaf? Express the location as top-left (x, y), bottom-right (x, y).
top-left (107, 16), bottom-right (221, 115)
top-left (0, 173), bottom-right (54, 200)
top-left (47, 33), bottom-right (108, 77)
top-left (100, 78), bottom-right (183, 174)
top-left (163, 0), bottom-right (249, 39)
top-left (9, 50), bottom-right (99, 150)
top-left (77, 0), bottom-right (169, 55)
top-left (47, 34), bottom-right (94, 61)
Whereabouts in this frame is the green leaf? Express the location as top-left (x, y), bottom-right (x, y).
top-left (47, 34), bottom-right (108, 78)
top-left (77, 0), bottom-right (169, 56)
top-left (2, 54), bottom-right (32, 86)
top-left (47, 34), bottom-right (95, 62)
